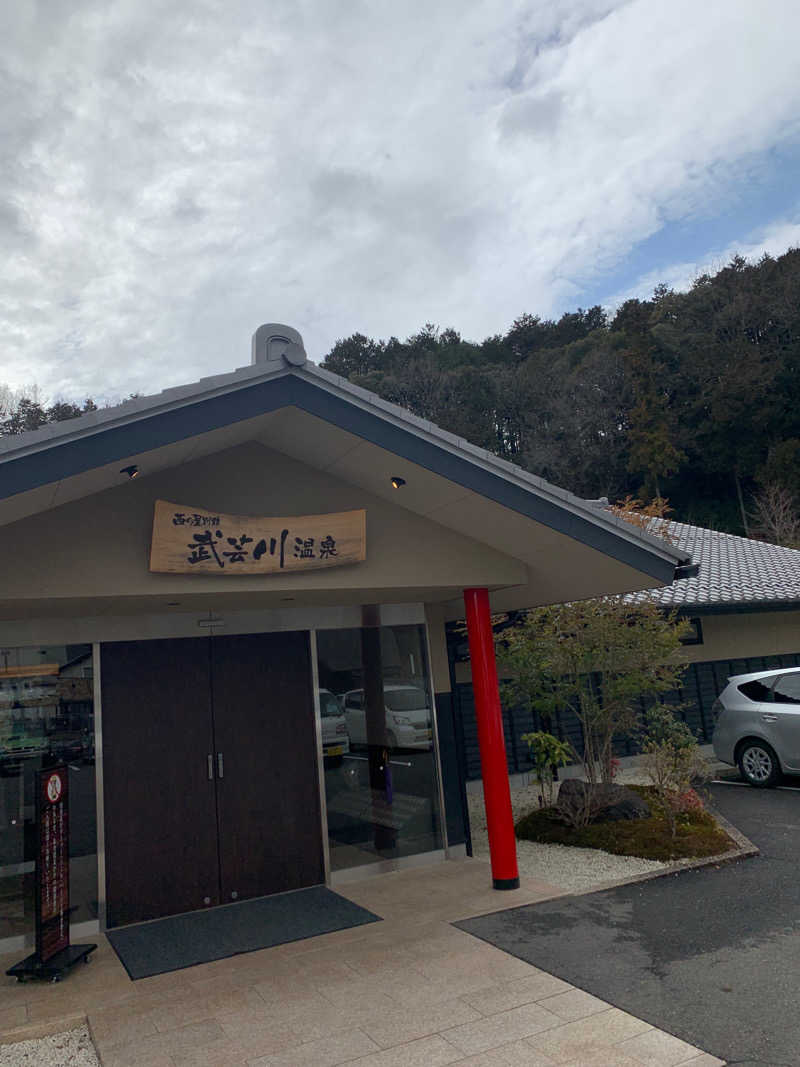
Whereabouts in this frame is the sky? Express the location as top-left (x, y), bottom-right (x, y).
top-left (2, 0), bottom-right (800, 404)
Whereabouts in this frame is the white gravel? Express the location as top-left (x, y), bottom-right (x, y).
top-left (468, 774), bottom-right (668, 892)
top-left (0, 1026), bottom-right (99, 1067)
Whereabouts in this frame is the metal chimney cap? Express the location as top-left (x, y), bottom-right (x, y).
top-left (251, 323), bottom-right (307, 367)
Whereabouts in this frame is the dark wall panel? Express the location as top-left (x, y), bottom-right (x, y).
top-left (456, 651), bottom-right (800, 781)
top-left (433, 692), bottom-right (468, 848)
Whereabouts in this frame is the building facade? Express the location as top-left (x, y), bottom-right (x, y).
top-left (0, 324), bottom-right (691, 952)
top-left (451, 518), bottom-right (800, 785)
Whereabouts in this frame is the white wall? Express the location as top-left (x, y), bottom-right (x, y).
top-left (0, 441), bottom-right (526, 609)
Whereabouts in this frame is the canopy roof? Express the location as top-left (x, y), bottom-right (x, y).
top-left (0, 326), bottom-right (692, 619)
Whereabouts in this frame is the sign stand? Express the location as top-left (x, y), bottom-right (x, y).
top-left (6, 766), bottom-right (96, 983)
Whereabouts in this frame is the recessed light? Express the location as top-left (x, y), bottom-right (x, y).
top-left (120, 464), bottom-right (139, 479)
top-left (390, 476), bottom-right (406, 489)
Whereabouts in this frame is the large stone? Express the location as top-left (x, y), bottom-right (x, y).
top-left (557, 778), bottom-right (651, 823)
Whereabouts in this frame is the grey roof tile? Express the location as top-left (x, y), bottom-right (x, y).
top-left (628, 519), bottom-right (800, 609)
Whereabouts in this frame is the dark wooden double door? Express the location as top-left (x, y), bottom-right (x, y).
top-left (101, 630), bottom-right (324, 928)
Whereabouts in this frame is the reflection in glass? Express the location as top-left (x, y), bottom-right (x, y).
top-left (0, 645), bottom-right (96, 945)
top-left (317, 624), bottom-right (443, 871)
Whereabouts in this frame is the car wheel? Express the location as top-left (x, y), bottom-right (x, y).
top-left (737, 740), bottom-right (781, 787)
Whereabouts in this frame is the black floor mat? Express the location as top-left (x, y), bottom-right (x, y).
top-left (106, 886), bottom-right (381, 979)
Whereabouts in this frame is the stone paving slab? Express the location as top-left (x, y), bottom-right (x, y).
top-left (0, 858), bottom-right (724, 1066)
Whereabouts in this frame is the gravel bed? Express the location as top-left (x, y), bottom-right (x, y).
top-left (0, 1026), bottom-right (99, 1067)
top-left (468, 776), bottom-right (668, 892)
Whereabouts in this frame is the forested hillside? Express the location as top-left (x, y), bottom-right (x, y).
top-left (3, 250), bottom-right (799, 539)
top-left (322, 249), bottom-right (800, 536)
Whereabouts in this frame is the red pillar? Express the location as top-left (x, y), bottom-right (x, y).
top-left (463, 587), bottom-right (520, 890)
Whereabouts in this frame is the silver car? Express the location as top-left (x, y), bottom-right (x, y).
top-left (712, 666), bottom-right (800, 786)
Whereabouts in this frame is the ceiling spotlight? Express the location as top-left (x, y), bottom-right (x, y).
top-left (120, 464), bottom-right (139, 479)
top-left (391, 476), bottom-right (406, 489)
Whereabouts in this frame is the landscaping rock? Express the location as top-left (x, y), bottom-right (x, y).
top-left (557, 779), bottom-right (651, 823)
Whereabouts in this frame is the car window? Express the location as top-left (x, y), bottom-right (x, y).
top-left (385, 689), bottom-right (427, 711)
top-left (319, 692), bottom-right (342, 717)
top-left (737, 680), bottom-right (773, 702)
top-left (344, 692), bottom-right (363, 709)
top-left (772, 674), bottom-right (800, 705)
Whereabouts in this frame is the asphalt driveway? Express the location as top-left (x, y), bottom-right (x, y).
top-left (457, 782), bottom-right (800, 1067)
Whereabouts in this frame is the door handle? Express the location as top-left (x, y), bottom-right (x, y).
top-left (207, 754), bottom-right (214, 781)
top-left (762, 714), bottom-right (778, 723)
top-left (217, 752), bottom-right (224, 779)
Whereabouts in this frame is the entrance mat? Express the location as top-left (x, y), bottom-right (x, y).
top-left (107, 886), bottom-right (381, 980)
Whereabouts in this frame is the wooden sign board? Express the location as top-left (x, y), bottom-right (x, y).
top-left (150, 500), bottom-right (366, 575)
top-left (0, 664), bottom-right (60, 679)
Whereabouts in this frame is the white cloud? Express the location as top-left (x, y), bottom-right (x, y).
top-left (606, 216), bottom-right (800, 308)
top-left (0, 0), bottom-right (799, 400)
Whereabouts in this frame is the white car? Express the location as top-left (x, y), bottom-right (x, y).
top-left (318, 688), bottom-right (350, 760)
top-left (342, 685), bottom-right (433, 750)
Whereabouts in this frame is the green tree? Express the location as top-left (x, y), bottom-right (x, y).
top-left (497, 598), bottom-right (691, 787)
top-left (319, 247), bottom-right (800, 533)
top-left (0, 390), bottom-right (98, 436)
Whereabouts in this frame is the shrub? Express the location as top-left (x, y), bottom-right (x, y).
top-left (639, 706), bottom-right (709, 838)
top-left (520, 731), bottom-right (573, 807)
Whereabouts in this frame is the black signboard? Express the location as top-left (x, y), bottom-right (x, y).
top-left (37, 765), bottom-right (70, 961)
top-left (6, 765), bottom-right (96, 982)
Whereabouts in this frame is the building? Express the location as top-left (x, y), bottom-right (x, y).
top-left (0, 324), bottom-right (692, 953)
top-left (450, 518), bottom-right (800, 786)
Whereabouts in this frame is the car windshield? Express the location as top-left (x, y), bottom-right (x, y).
top-left (385, 689), bottom-right (427, 712)
top-left (319, 692), bottom-right (342, 717)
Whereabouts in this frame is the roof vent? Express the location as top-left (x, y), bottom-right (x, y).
top-left (251, 323), bottom-right (307, 367)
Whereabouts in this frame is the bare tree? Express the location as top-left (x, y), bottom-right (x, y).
top-left (749, 483), bottom-right (800, 548)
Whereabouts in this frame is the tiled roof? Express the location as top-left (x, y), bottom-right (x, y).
top-left (630, 519), bottom-right (800, 611)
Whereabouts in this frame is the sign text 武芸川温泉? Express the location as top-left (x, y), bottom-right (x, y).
top-left (149, 500), bottom-right (366, 574)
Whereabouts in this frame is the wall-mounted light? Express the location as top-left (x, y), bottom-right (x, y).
top-left (390, 476), bottom-right (406, 489)
top-left (120, 464), bottom-right (139, 479)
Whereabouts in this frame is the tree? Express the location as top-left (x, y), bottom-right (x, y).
top-left (748, 483), bottom-right (800, 548)
top-left (497, 598), bottom-right (691, 793)
top-left (319, 247), bottom-right (800, 533)
top-left (0, 388), bottom-right (98, 436)
top-left (607, 494), bottom-right (676, 542)
top-left (0, 395), bottom-right (48, 435)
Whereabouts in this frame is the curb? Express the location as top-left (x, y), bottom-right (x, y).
top-left (0, 1013), bottom-right (87, 1046)
top-left (568, 802), bottom-right (759, 898)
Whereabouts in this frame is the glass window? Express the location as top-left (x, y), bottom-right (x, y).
top-left (316, 623), bottom-right (443, 872)
top-left (679, 618), bottom-right (703, 646)
top-left (738, 680), bottom-right (773, 702)
top-left (772, 674), bottom-right (800, 705)
top-left (384, 688), bottom-right (428, 712)
top-left (319, 690), bottom-right (343, 717)
top-left (0, 644), bottom-right (96, 946)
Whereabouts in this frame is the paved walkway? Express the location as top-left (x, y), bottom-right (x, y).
top-left (460, 783), bottom-right (796, 1067)
top-left (0, 859), bottom-right (723, 1066)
